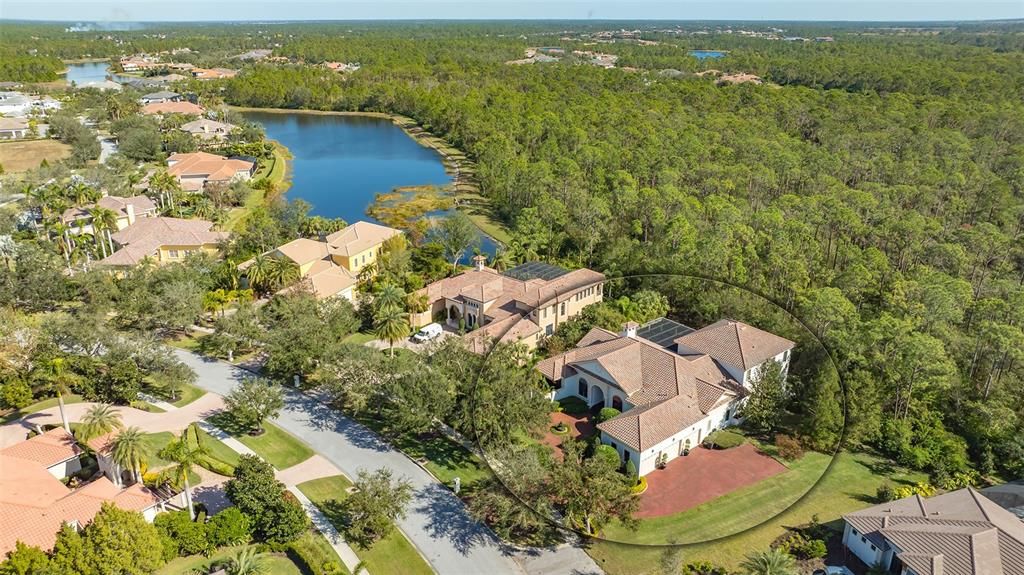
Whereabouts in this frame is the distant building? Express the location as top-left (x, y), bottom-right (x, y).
top-left (191, 68), bottom-right (238, 80)
top-left (179, 118), bottom-right (237, 144)
top-left (139, 90), bottom-right (181, 104)
top-left (235, 49), bottom-right (273, 61)
top-left (61, 195), bottom-right (158, 235)
top-left (141, 101), bottom-right (205, 116)
top-left (97, 216), bottom-right (229, 267)
top-left (0, 117), bottom-right (29, 139)
top-left (239, 220), bottom-right (402, 303)
top-left (166, 151), bottom-right (255, 192)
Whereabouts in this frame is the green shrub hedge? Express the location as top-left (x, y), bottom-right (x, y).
top-left (702, 429), bottom-right (745, 449)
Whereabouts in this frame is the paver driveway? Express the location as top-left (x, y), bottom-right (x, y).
top-left (637, 443), bottom-right (787, 518)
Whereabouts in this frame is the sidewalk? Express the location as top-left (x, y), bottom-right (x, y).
top-left (200, 419), bottom-right (366, 575)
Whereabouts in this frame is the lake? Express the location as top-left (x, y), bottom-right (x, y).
top-left (242, 110), bottom-right (496, 253)
top-left (64, 61), bottom-right (112, 85)
top-left (689, 50), bottom-right (727, 60)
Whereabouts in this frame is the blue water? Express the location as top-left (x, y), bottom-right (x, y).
top-left (689, 50), bottom-right (727, 60)
top-left (243, 111), bottom-right (496, 254)
top-left (64, 61), bottom-right (111, 85)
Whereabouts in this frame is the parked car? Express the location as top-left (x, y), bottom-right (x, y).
top-left (412, 323), bottom-right (443, 343)
top-left (813, 567), bottom-right (853, 575)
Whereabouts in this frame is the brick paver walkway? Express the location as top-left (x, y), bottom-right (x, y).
top-left (541, 411), bottom-right (595, 462)
top-left (637, 443), bottom-right (787, 518)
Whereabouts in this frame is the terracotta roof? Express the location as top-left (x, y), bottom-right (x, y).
top-left (61, 195), bottom-right (156, 223)
top-left (0, 432), bottom-right (164, 556)
top-left (844, 487), bottom-right (1024, 575)
top-left (325, 221), bottom-right (402, 257)
top-left (166, 151), bottom-right (254, 182)
top-left (0, 428), bottom-right (81, 468)
top-left (141, 101), bottom-right (205, 115)
top-left (275, 238), bottom-right (330, 266)
top-left (674, 319), bottom-right (794, 371)
top-left (99, 216), bottom-right (227, 266)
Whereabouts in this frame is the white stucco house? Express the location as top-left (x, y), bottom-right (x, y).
top-left (537, 317), bottom-right (794, 476)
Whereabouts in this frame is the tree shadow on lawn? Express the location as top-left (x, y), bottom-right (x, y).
top-left (414, 482), bottom-right (511, 556)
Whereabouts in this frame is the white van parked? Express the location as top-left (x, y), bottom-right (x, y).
top-left (412, 323), bottom-right (443, 343)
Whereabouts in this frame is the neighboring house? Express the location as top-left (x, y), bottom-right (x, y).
top-left (536, 317), bottom-right (794, 476)
top-left (0, 91), bottom-right (32, 116)
top-left (179, 118), bottom-right (237, 144)
top-left (239, 220), bottom-right (402, 303)
top-left (235, 49), bottom-right (273, 61)
top-left (191, 68), bottom-right (238, 80)
top-left (141, 100), bottom-right (205, 116)
top-left (982, 481), bottom-right (1024, 521)
top-left (97, 216), bottom-right (228, 267)
top-left (409, 259), bottom-right (605, 351)
top-left (0, 117), bottom-right (29, 139)
top-left (841, 487), bottom-right (1024, 574)
top-left (0, 429), bottom-right (177, 556)
top-left (139, 90), bottom-right (181, 104)
top-left (60, 194), bottom-right (158, 235)
top-left (166, 151), bottom-right (255, 192)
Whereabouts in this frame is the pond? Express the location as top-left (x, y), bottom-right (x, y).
top-left (242, 110), bottom-right (496, 254)
top-left (64, 61), bottom-right (112, 85)
top-left (689, 50), bottom-right (727, 60)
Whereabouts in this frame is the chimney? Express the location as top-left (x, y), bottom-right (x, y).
top-left (125, 204), bottom-right (136, 225)
top-left (621, 321), bottom-right (639, 339)
top-left (472, 254), bottom-right (487, 271)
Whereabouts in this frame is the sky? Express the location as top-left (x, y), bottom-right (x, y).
top-left (1, 0), bottom-right (1022, 23)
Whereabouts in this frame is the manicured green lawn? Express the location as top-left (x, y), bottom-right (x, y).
top-left (164, 333), bottom-right (204, 352)
top-left (192, 426), bottom-right (241, 468)
top-left (298, 475), bottom-right (433, 575)
top-left (169, 383), bottom-right (205, 408)
top-left (209, 412), bottom-right (314, 469)
top-left (130, 400), bottom-right (166, 413)
top-left (343, 332), bottom-right (377, 345)
top-left (555, 396), bottom-right (590, 416)
top-left (291, 529), bottom-right (348, 575)
top-left (0, 394), bottom-right (85, 424)
top-left (156, 547), bottom-right (301, 575)
top-left (587, 450), bottom-right (927, 574)
top-left (138, 432), bottom-right (201, 484)
top-left (354, 414), bottom-right (490, 491)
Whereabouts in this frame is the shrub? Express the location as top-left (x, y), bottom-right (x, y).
top-left (876, 481), bottom-right (896, 502)
top-left (893, 482), bottom-right (936, 500)
top-left (777, 531), bottom-right (828, 560)
top-left (681, 561), bottom-right (729, 575)
top-left (631, 476), bottom-right (648, 494)
top-left (153, 509), bottom-right (208, 557)
top-left (703, 429), bottom-right (745, 449)
top-left (592, 444), bottom-right (621, 470)
top-left (1, 379), bottom-right (33, 409)
top-left (208, 507), bottom-right (253, 547)
top-left (775, 434), bottom-right (804, 460)
top-left (596, 407), bottom-right (621, 423)
top-left (198, 454), bottom-right (236, 477)
top-left (625, 459), bottom-right (639, 485)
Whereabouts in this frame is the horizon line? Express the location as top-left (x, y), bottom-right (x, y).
top-left (3, 17), bottom-right (1024, 24)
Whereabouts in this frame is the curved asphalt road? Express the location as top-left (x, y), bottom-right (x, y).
top-left (173, 349), bottom-right (527, 575)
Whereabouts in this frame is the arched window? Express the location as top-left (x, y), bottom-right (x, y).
top-left (612, 396), bottom-right (623, 411)
top-left (578, 378), bottom-right (589, 398)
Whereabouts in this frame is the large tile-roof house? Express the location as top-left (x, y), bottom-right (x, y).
top-left (179, 118), bottom-right (237, 144)
top-left (0, 117), bottom-right (29, 139)
top-left (239, 221), bottom-right (402, 303)
top-left (141, 101), bottom-right (206, 116)
top-left (536, 317), bottom-right (794, 476)
top-left (98, 216), bottom-right (228, 267)
top-left (409, 258), bottom-right (605, 351)
top-left (166, 151), bottom-right (255, 192)
top-left (0, 429), bottom-right (174, 556)
top-left (139, 90), bottom-right (181, 104)
top-left (60, 194), bottom-right (158, 235)
top-left (842, 487), bottom-right (1024, 574)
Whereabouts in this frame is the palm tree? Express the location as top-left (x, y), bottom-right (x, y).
top-left (739, 548), bottom-right (797, 575)
top-left (373, 304), bottom-right (410, 357)
top-left (147, 169), bottom-right (181, 211)
top-left (374, 283), bottom-right (406, 313)
top-left (47, 358), bottom-right (76, 434)
top-left (68, 181), bottom-right (98, 206)
top-left (267, 257), bottom-right (299, 290)
top-left (244, 253), bottom-right (273, 295)
top-left (88, 206), bottom-right (118, 258)
top-left (110, 426), bottom-right (147, 485)
top-left (77, 404), bottom-right (124, 442)
top-left (158, 425), bottom-right (208, 520)
top-left (491, 249), bottom-right (512, 272)
top-left (191, 196), bottom-right (215, 219)
top-left (226, 546), bottom-right (267, 575)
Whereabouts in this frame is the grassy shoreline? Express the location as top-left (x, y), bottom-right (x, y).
top-left (230, 105), bottom-right (510, 245)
